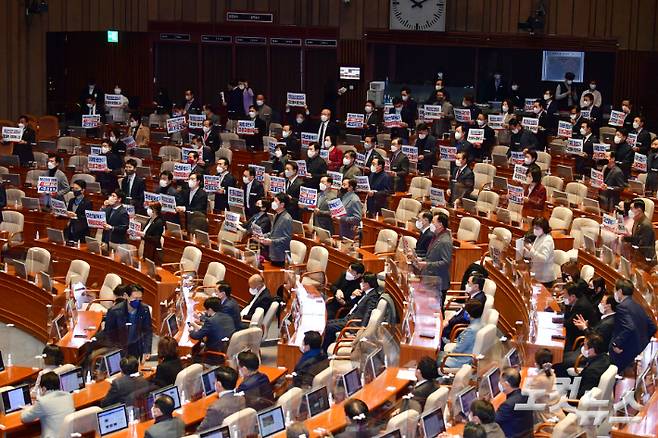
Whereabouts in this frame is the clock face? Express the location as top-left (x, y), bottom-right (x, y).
top-left (390, 0), bottom-right (446, 32)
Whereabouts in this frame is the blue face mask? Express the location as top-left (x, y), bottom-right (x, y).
top-left (130, 299), bottom-right (141, 309)
top-left (464, 311), bottom-right (470, 321)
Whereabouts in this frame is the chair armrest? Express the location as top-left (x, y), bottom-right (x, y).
top-left (573, 354), bottom-right (585, 373)
top-left (300, 270), bottom-right (326, 286)
top-left (376, 251), bottom-right (397, 258)
top-left (534, 422), bottom-right (555, 436)
top-left (160, 262), bottom-right (181, 269)
top-left (360, 245), bottom-right (376, 252)
top-left (173, 269), bottom-right (197, 277)
top-left (449, 324), bottom-right (468, 342)
top-left (332, 338), bottom-right (360, 356)
top-left (439, 353), bottom-right (477, 374)
top-left (85, 299), bottom-right (115, 311)
top-left (571, 335), bottom-right (585, 351)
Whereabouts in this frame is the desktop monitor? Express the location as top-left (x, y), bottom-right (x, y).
top-left (143, 258), bottom-right (160, 280)
top-left (12, 260), bottom-right (27, 280)
top-left (59, 367), bottom-right (85, 392)
top-left (484, 367), bottom-right (501, 398)
top-left (104, 350), bottom-right (123, 377)
top-left (39, 271), bottom-right (53, 293)
top-left (146, 385), bottom-right (181, 418)
top-left (117, 245), bottom-right (136, 268)
top-left (375, 430), bottom-right (402, 438)
top-left (164, 313), bottom-right (178, 337)
top-left (201, 368), bottom-right (218, 396)
top-left (85, 236), bottom-right (102, 254)
top-left (505, 348), bottom-right (521, 368)
top-left (421, 408), bottom-right (446, 438)
top-left (0, 384), bottom-right (31, 414)
top-left (0, 351), bottom-right (4, 372)
top-left (199, 425), bottom-right (231, 438)
top-left (21, 197), bottom-right (41, 211)
top-left (457, 386), bottom-right (478, 417)
top-left (50, 313), bottom-right (68, 341)
top-left (342, 368), bottom-right (362, 397)
top-left (339, 66), bottom-right (361, 80)
top-left (97, 404), bottom-right (129, 437)
top-left (365, 348), bottom-right (387, 383)
top-left (256, 405), bottom-right (286, 438)
top-left (304, 386), bottom-right (330, 418)
top-left (46, 227), bottom-right (65, 244)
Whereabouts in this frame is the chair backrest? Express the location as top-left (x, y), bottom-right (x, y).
top-left (26, 169), bottom-right (47, 186)
top-left (158, 146), bottom-right (182, 160)
top-left (549, 206), bottom-right (574, 232)
top-left (37, 115), bottom-right (59, 140)
top-left (59, 406), bottom-right (103, 437)
top-left (542, 175), bottom-right (564, 197)
top-left (448, 364), bottom-right (472, 411)
top-left (580, 265), bottom-right (595, 284)
top-left (216, 147), bottom-right (233, 162)
top-left (596, 364), bottom-right (618, 402)
top-left (160, 161), bottom-right (177, 173)
top-left (311, 365), bottom-right (333, 389)
top-left (565, 182), bottom-right (587, 204)
top-left (484, 309), bottom-right (499, 326)
top-left (491, 145), bottom-right (508, 156)
top-left (423, 386), bottom-right (450, 415)
top-left (636, 197), bottom-right (655, 220)
top-left (226, 327), bottom-right (263, 367)
top-left (536, 151), bottom-right (551, 171)
top-left (57, 136), bottom-right (80, 153)
top-left (570, 218), bottom-right (600, 249)
top-left (249, 307), bottom-right (265, 328)
top-left (306, 245), bottom-right (329, 272)
top-left (71, 173), bottom-right (95, 184)
top-left (397, 235), bottom-right (417, 252)
top-left (457, 217), bottom-right (481, 242)
top-left (483, 278), bottom-right (497, 296)
top-left (25, 247), bottom-right (51, 275)
top-left (551, 413), bottom-right (582, 438)
top-left (221, 407), bottom-right (257, 437)
top-left (0, 211), bottom-right (24, 234)
top-left (395, 197), bottom-right (422, 222)
top-left (6, 188), bottom-right (25, 205)
top-left (99, 273), bottom-right (122, 306)
top-left (472, 324), bottom-right (497, 357)
top-left (174, 363), bottom-right (203, 399)
top-left (476, 191), bottom-right (499, 214)
top-left (374, 229), bottom-right (399, 254)
top-left (66, 259), bottom-right (90, 285)
top-left (409, 176), bottom-right (432, 199)
top-left (181, 246), bottom-right (203, 274)
top-left (276, 387), bottom-right (303, 420)
top-left (262, 301), bottom-right (279, 339)
top-left (205, 262), bottom-right (226, 284)
top-left (289, 240), bottom-right (307, 265)
top-left (386, 410), bottom-right (419, 438)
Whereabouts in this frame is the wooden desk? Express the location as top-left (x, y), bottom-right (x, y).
top-left (612, 390), bottom-right (658, 438)
top-left (57, 311), bottom-right (104, 364)
top-left (0, 271), bottom-right (53, 342)
top-left (0, 366), bottom-right (39, 388)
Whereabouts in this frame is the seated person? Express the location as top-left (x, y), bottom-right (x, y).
top-left (462, 423), bottom-right (487, 438)
top-left (145, 394), bottom-right (185, 438)
top-left (439, 299), bottom-right (484, 369)
top-left (574, 333), bottom-right (612, 398)
top-left (240, 274), bottom-right (273, 326)
top-left (197, 366), bottom-right (246, 432)
top-left (524, 349), bottom-right (564, 424)
top-left (32, 344), bottom-right (64, 395)
top-left (189, 296), bottom-right (236, 354)
top-left (151, 336), bottom-right (183, 388)
top-left (243, 199), bottom-right (272, 236)
top-left (100, 356), bottom-right (150, 407)
top-left (21, 371), bottom-right (75, 438)
top-left (322, 273), bottom-right (382, 352)
top-left (236, 351), bottom-right (274, 411)
top-left (441, 273), bottom-right (487, 343)
top-left (216, 281), bottom-right (241, 330)
top-left (326, 262), bottom-right (365, 319)
top-left (468, 400), bottom-right (506, 438)
top-left (293, 331), bottom-right (329, 388)
top-left (585, 276), bottom-right (607, 309)
top-left (400, 356), bottom-right (439, 413)
top-left (523, 149), bottom-right (541, 175)
top-left (524, 167), bottom-right (546, 211)
top-left (286, 422), bottom-right (310, 438)
top-left (335, 398), bottom-right (377, 438)
top-left (620, 199), bottom-right (657, 265)
top-left (495, 367), bottom-right (534, 438)
top-left (562, 281), bottom-right (597, 352)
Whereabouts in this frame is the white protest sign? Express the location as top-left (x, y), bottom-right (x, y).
top-left (296, 160), bottom-right (307, 177)
top-left (429, 187), bottom-right (446, 206)
top-left (355, 153), bottom-right (366, 167)
top-left (237, 120), bottom-right (256, 135)
top-left (166, 116), bottom-right (186, 133)
top-left (1, 127), bottom-right (22, 142)
top-left (521, 117), bottom-right (539, 133)
top-left (512, 164), bottom-right (528, 183)
top-left (627, 133), bottom-right (638, 148)
top-left (487, 115), bottom-right (504, 130)
top-left (345, 113), bottom-right (365, 129)
top-left (85, 210), bottom-right (106, 229)
top-left (160, 194), bottom-right (176, 213)
top-left (355, 175), bottom-right (371, 192)
top-left (87, 154), bottom-right (108, 172)
top-left (507, 185), bottom-right (524, 204)
top-left (384, 113), bottom-right (402, 128)
top-left (423, 105), bottom-right (442, 120)
top-left (223, 212), bottom-right (241, 233)
top-left (593, 143), bottom-right (609, 160)
top-left (269, 176), bottom-right (285, 194)
top-left (590, 168), bottom-right (604, 188)
top-left (633, 152), bottom-right (647, 172)
top-left (82, 115), bottom-right (101, 128)
top-left (51, 199), bottom-right (68, 217)
top-left (581, 110), bottom-right (591, 119)
top-left (228, 187), bottom-right (244, 207)
top-left (301, 132), bottom-right (318, 148)
top-left (173, 163), bottom-right (191, 180)
top-left (439, 146), bottom-right (456, 161)
top-left (602, 214), bottom-right (617, 231)
top-left (104, 94), bottom-right (123, 108)
top-left (467, 129), bottom-right (484, 144)
top-left (144, 192), bottom-right (160, 203)
top-left (401, 145), bottom-right (418, 162)
top-left (37, 176), bottom-right (58, 194)
top-left (249, 164), bottom-right (265, 182)
top-left (327, 171), bottom-right (343, 189)
top-left (608, 110), bottom-right (626, 127)
top-left (454, 108), bottom-right (471, 123)
top-left (510, 151), bottom-right (525, 165)
top-left (299, 187), bottom-right (318, 208)
top-left (557, 121), bottom-right (573, 138)
top-left (188, 114), bottom-right (206, 130)
top-left (128, 220), bottom-right (141, 240)
top-left (286, 92), bottom-right (306, 107)
top-left (566, 138), bottom-right (584, 155)
top-left (122, 136), bottom-right (137, 150)
top-left (524, 98), bottom-right (536, 112)
top-left (328, 197), bottom-right (347, 218)
top-left (203, 175), bottom-right (221, 193)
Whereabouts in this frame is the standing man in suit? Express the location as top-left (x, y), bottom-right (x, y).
top-left (189, 297), bottom-right (236, 353)
top-left (102, 190), bottom-right (129, 248)
top-left (140, 202), bottom-right (165, 265)
top-left (389, 97), bottom-right (413, 142)
top-left (79, 78), bottom-right (104, 110)
top-left (632, 116), bottom-right (652, 155)
top-left (363, 137), bottom-right (382, 168)
top-left (485, 71), bottom-right (508, 102)
top-left (430, 90), bottom-right (454, 139)
top-left (610, 279), bottom-right (657, 372)
top-left (216, 281), bottom-right (242, 330)
top-left (100, 356), bottom-right (150, 407)
top-left (389, 138), bottom-right (410, 192)
top-left (240, 274), bottom-right (273, 323)
top-left (367, 156), bottom-right (392, 217)
top-left (305, 142), bottom-right (328, 190)
top-left (283, 161), bottom-right (303, 220)
top-left (340, 178), bottom-right (363, 239)
top-left (413, 211), bottom-right (435, 258)
top-left (577, 119), bottom-right (598, 178)
top-left (322, 272), bottom-right (382, 351)
top-left (447, 151), bottom-right (474, 205)
top-left (236, 351), bottom-right (274, 411)
top-left (201, 119), bottom-right (221, 152)
top-left (183, 89), bottom-right (202, 115)
top-left (64, 180), bottom-right (93, 242)
top-left (212, 157), bottom-right (235, 214)
top-left (103, 285), bottom-right (153, 358)
top-left (562, 282), bottom-right (597, 351)
top-left (45, 154), bottom-right (70, 201)
top-left (533, 99), bottom-right (553, 150)
top-left (255, 94), bottom-right (273, 129)
top-left (598, 153), bottom-right (627, 212)
top-left (316, 108), bottom-right (339, 144)
top-left (340, 150), bottom-right (362, 181)
top-left (197, 366), bottom-right (246, 432)
top-left (621, 199), bottom-right (657, 264)
top-left (415, 123), bottom-right (437, 174)
top-left (363, 100), bottom-right (380, 138)
top-left (259, 193), bottom-right (292, 267)
top-left (417, 212), bottom-right (452, 308)
top-left (613, 128), bottom-right (634, 179)
top-left (314, 175), bottom-right (337, 233)
top-left (176, 172), bottom-right (208, 234)
top-left (242, 167), bottom-right (265, 218)
top-left (281, 124), bottom-right (301, 160)
top-left (13, 115), bottom-right (35, 165)
top-left (495, 367), bottom-right (534, 438)
top-left (20, 372), bottom-right (74, 438)
top-left (145, 395), bottom-right (185, 438)
top-left (244, 105), bottom-right (267, 152)
top-left (225, 80), bottom-right (245, 120)
top-left (120, 159), bottom-right (146, 215)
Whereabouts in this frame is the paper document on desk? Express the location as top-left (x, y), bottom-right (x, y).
top-left (396, 368), bottom-right (417, 381)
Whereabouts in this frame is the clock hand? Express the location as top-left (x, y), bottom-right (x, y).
top-left (411, 0), bottom-right (429, 7)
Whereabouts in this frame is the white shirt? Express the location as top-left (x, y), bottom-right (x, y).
top-left (189, 187), bottom-right (199, 204)
top-left (240, 286), bottom-right (265, 317)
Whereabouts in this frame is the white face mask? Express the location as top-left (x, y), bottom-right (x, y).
top-left (248, 111), bottom-right (256, 118)
top-left (502, 105), bottom-right (509, 112)
top-left (87, 103), bottom-right (94, 108)
top-left (307, 150), bottom-right (316, 158)
top-left (320, 115), bottom-right (329, 122)
top-left (364, 142), bottom-right (372, 149)
top-left (282, 131), bottom-right (290, 138)
top-left (598, 303), bottom-right (606, 314)
top-left (622, 105), bottom-right (630, 113)
top-left (185, 95), bottom-right (193, 101)
top-left (238, 84), bottom-right (245, 90)
top-left (533, 228), bottom-right (542, 237)
top-left (435, 85), bottom-right (442, 90)
top-left (188, 179), bottom-right (197, 189)
top-left (114, 88), bottom-right (121, 94)
top-left (418, 133), bottom-right (427, 140)
top-left (533, 107), bottom-right (541, 114)
top-left (370, 165), bottom-right (378, 173)
top-left (633, 122), bottom-right (640, 130)
top-left (217, 165), bottom-right (225, 174)
top-left (614, 135), bottom-right (622, 144)
top-left (583, 101), bottom-right (591, 108)
top-left (454, 131), bottom-right (462, 141)
top-left (110, 136), bottom-right (117, 143)
top-left (319, 183), bottom-right (328, 192)
top-left (580, 127), bottom-right (587, 136)
top-left (243, 176), bottom-right (250, 184)
top-left (524, 158), bottom-right (532, 165)
top-left (365, 106), bottom-right (373, 113)
top-left (256, 100), bottom-right (264, 106)
top-left (18, 123), bottom-right (25, 129)
top-left (465, 284), bottom-right (473, 294)
top-left (130, 120), bottom-right (138, 128)
top-left (429, 223), bottom-right (437, 233)
top-left (628, 209), bottom-right (635, 219)
top-left (566, 80), bottom-right (573, 85)
top-left (47, 161), bottom-right (56, 169)
top-left (543, 94), bottom-right (551, 100)
top-left (511, 128), bottom-right (520, 135)
top-left (324, 140), bottom-right (332, 148)
top-left (147, 207), bottom-right (154, 217)
top-left (462, 101), bottom-right (468, 107)
top-left (159, 179), bottom-right (169, 188)
top-left (345, 271), bottom-right (355, 281)
top-left (203, 126), bottom-right (210, 133)
top-left (285, 169), bottom-right (294, 178)
top-left (590, 84), bottom-right (596, 90)
top-left (271, 201), bottom-right (279, 211)
top-left (570, 114), bottom-right (577, 120)
top-left (275, 149), bottom-right (283, 158)
top-left (390, 145), bottom-right (399, 152)
top-left (580, 345), bottom-right (590, 358)
top-left (249, 287), bottom-right (259, 296)
top-left (343, 157), bottom-right (351, 166)
top-left (401, 95), bottom-right (409, 101)
top-left (416, 220), bottom-right (423, 230)
top-left (102, 146), bottom-right (111, 154)
top-left (511, 85), bottom-right (519, 91)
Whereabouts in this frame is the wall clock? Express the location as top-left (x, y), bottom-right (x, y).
top-left (390, 0), bottom-right (446, 32)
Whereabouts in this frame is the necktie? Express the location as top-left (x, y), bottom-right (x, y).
top-left (319, 122), bottom-right (326, 141)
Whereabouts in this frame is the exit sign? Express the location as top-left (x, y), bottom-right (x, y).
top-left (107, 30), bottom-right (118, 43)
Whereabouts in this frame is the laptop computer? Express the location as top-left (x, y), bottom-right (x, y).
top-left (199, 426), bottom-right (231, 438)
top-left (457, 386), bottom-right (478, 417)
top-left (12, 260), bottom-right (27, 279)
top-left (582, 197), bottom-right (600, 215)
top-left (143, 258), bottom-right (160, 281)
top-left (462, 198), bottom-right (477, 215)
top-left (86, 182), bottom-right (102, 193)
top-left (583, 234), bottom-right (596, 254)
top-left (432, 166), bottom-right (449, 178)
top-left (97, 404), bottom-right (129, 437)
top-left (380, 208), bottom-right (397, 224)
top-left (201, 368), bottom-right (218, 396)
top-left (421, 408), bottom-right (446, 438)
top-left (556, 165), bottom-right (573, 181)
top-left (375, 430), bottom-right (402, 438)
top-left (484, 367), bottom-right (501, 398)
top-left (628, 179), bottom-right (645, 195)
top-left (166, 221), bottom-right (183, 239)
top-left (364, 348), bottom-right (387, 383)
top-left (117, 245), bottom-right (137, 268)
top-left (291, 220), bottom-right (305, 236)
top-left (1, 173), bottom-right (21, 186)
top-left (85, 236), bottom-right (102, 254)
top-left (256, 405), bottom-right (286, 438)
top-left (59, 367), bottom-right (85, 392)
top-left (51, 313), bottom-right (69, 341)
top-left (552, 190), bottom-right (569, 206)
top-left (21, 197), bottom-right (40, 211)
top-left (342, 368), bottom-right (362, 397)
top-left (0, 155), bottom-right (20, 167)
top-left (0, 384), bottom-right (31, 414)
top-left (103, 350), bottom-right (123, 377)
top-left (505, 348), bottom-right (521, 368)
top-left (195, 230), bottom-right (212, 247)
top-left (229, 139), bottom-right (247, 151)
top-left (304, 386), bottom-right (330, 418)
top-left (132, 148), bottom-right (153, 159)
top-left (163, 313), bottom-right (178, 337)
top-left (492, 176), bottom-right (508, 191)
top-left (146, 385), bottom-right (181, 419)
top-left (492, 154), bottom-right (508, 167)
top-left (47, 227), bottom-right (65, 243)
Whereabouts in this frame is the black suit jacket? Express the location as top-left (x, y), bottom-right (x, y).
top-left (243, 180), bottom-right (265, 218)
top-left (244, 288), bottom-right (273, 322)
top-left (614, 141), bottom-right (634, 178)
top-left (564, 295), bottom-right (597, 352)
top-left (142, 216), bottom-right (165, 262)
top-left (183, 188), bottom-right (208, 214)
top-left (362, 111), bottom-right (380, 138)
top-left (284, 177), bottom-right (303, 220)
top-left (577, 353), bottom-right (612, 398)
top-left (203, 126), bottom-right (221, 152)
top-left (189, 312), bottom-right (236, 351)
top-left (213, 172), bottom-right (236, 213)
top-left (495, 388), bottom-right (534, 438)
top-left (367, 171), bottom-right (392, 215)
top-left (364, 149), bottom-right (382, 168)
top-left (586, 314), bottom-right (615, 350)
top-left (416, 135), bottom-right (437, 173)
top-left (245, 117), bottom-right (267, 151)
top-left (624, 214), bottom-right (656, 263)
top-left (635, 129), bottom-right (652, 155)
top-left (236, 372), bottom-right (274, 411)
top-left (102, 205), bottom-right (129, 244)
top-left (120, 174), bottom-right (146, 214)
top-left (389, 151), bottom-right (410, 192)
top-left (388, 107), bottom-right (413, 140)
top-left (245, 211), bottom-right (272, 236)
top-left (450, 165), bottom-right (474, 202)
top-left (65, 196), bottom-right (93, 242)
top-left (101, 374), bottom-right (150, 407)
top-left (344, 287), bottom-right (382, 325)
top-left (416, 228), bottom-right (435, 258)
top-left (610, 297), bottom-right (657, 371)
top-left (305, 156), bottom-right (328, 190)
top-left (293, 350), bottom-right (329, 388)
top-left (152, 358), bottom-right (183, 388)
top-left (221, 297), bottom-right (242, 331)
top-left (316, 120), bottom-right (339, 142)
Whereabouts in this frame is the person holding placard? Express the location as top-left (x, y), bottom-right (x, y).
top-left (305, 142), bottom-right (328, 190)
top-left (45, 154), bottom-right (70, 201)
top-left (11, 115), bottom-right (35, 166)
top-left (177, 173), bottom-right (208, 233)
top-left (523, 150), bottom-right (541, 176)
top-left (555, 72), bottom-right (578, 110)
top-left (182, 89), bottom-right (202, 115)
top-left (580, 92), bottom-right (602, 132)
top-left (201, 118), bottom-right (220, 152)
top-left (363, 136), bottom-right (382, 169)
top-left (447, 151), bottom-right (474, 205)
top-left (120, 158), bottom-right (146, 215)
top-left (287, 109), bottom-right (311, 139)
top-left (388, 97), bottom-right (412, 141)
top-left (508, 118), bottom-right (538, 154)
top-left (258, 193), bottom-right (292, 267)
top-left (523, 217), bottom-right (556, 287)
top-left (532, 99), bottom-right (553, 150)
top-left (127, 112), bottom-right (150, 147)
top-left (613, 128), bottom-right (633, 179)
top-left (577, 120), bottom-right (598, 178)
top-left (191, 136), bottom-right (214, 168)
top-left (619, 98), bottom-right (637, 131)
top-left (324, 135), bottom-right (343, 172)
top-left (314, 175), bottom-right (337, 233)
top-left (339, 178), bottom-right (362, 239)
top-left (389, 138), bottom-right (410, 192)
top-left (271, 143), bottom-right (288, 174)
top-left (459, 94), bottom-right (481, 128)
top-left (187, 150), bottom-right (208, 176)
top-left (280, 124), bottom-right (300, 160)
top-left (107, 84), bottom-right (130, 123)
top-left (362, 100), bottom-right (379, 138)
top-left (315, 108), bottom-right (339, 145)
top-left (453, 125), bottom-right (473, 158)
top-left (283, 161), bottom-right (303, 220)
top-left (524, 168), bottom-right (546, 211)
top-left (426, 78), bottom-right (445, 104)
top-left (212, 158), bottom-right (236, 214)
top-left (138, 202), bottom-right (165, 265)
top-left (415, 123), bottom-right (437, 173)
top-left (242, 167), bottom-right (265, 218)
top-left (366, 156), bottom-right (392, 217)
top-left (244, 105), bottom-right (266, 151)
top-left (541, 88), bottom-right (558, 115)
top-left (495, 100), bottom-right (516, 146)
top-left (64, 180), bottom-right (93, 243)
top-left (508, 81), bottom-right (524, 109)
top-left (429, 89), bottom-right (454, 139)
top-left (620, 199), bottom-right (657, 265)
top-left (473, 114), bottom-right (495, 161)
top-left (598, 153), bottom-right (627, 212)
top-left (632, 116), bottom-right (652, 155)
top-left (646, 139), bottom-right (658, 193)
top-left (102, 190), bottom-right (130, 247)
top-left (157, 171), bottom-right (181, 224)
top-left (339, 150), bottom-right (362, 181)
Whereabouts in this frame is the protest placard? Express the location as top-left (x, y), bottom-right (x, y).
top-left (85, 210), bottom-right (106, 229)
top-left (128, 220), bottom-right (141, 240)
top-left (510, 151), bottom-right (525, 165)
top-left (188, 114), bottom-right (205, 129)
top-left (608, 110), bottom-right (626, 127)
top-left (299, 187), bottom-right (318, 208)
top-left (439, 146), bottom-right (457, 161)
top-left (87, 154), bottom-right (108, 172)
top-left (1, 127), bottom-right (22, 142)
top-left (355, 153), bottom-right (366, 167)
top-left (328, 198), bottom-right (347, 218)
top-left (173, 163), bottom-right (191, 180)
top-left (228, 187), bottom-right (244, 207)
top-left (590, 169), bottom-right (604, 188)
top-left (203, 175), bottom-right (221, 193)
top-left (301, 132), bottom-right (318, 148)
top-left (123, 204), bottom-right (135, 217)
top-left (384, 113), bottom-right (402, 128)
top-left (602, 213), bottom-right (617, 231)
top-left (633, 152), bottom-right (647, 172)
top-left (487, 115), bottom-right (504, 129)
top-left (467, 128), bottom-right (484, 144)
top-left (51, 199), bottom-right (68, 217)
top-left (249, 164), bottom-right (265, 182)
top-left (508, 185), bottom-right (524, 204)
top-left (521, 117), bottom-right (539, 133)
top-left (345, 113), bottom-right (365, 129)
top-left (237, 120), bottom-right (256, 135)
top-left (423, 105), bottom-right (442, 120)
top-left (37, 176), bottom-right (58, 194)
top-left (286, 92), bottom-right (306, 107)
top-left (269, 176), bottom-right (285, 193)
top-left (627, 133), bottom-right (638, 147)
top-left (104, 94), bottom-right (122, 108)
top-left (512, 164), bottom-right (528, 183)
top-left (160, 194), bottom-right (176, 212)
top-left (524, 98), bottom-right (536, 112)
top-left (557, 121), bottom-right (573, 138)
top-left (566, 138), bottom-right (584, 155)
top-left (355, 175), bottom-right (371, 192)
top-left (429, 187), bottom-right (446, 206)
top-left (223, 212), bottom-right (241, 233)
top-left (327, 171), bottom-right (343, 189)
top-left (82, 115), bottom-right (101, 128)
top-left (144, 192), bottom-right (160, 203)
top-left (454, 108), bottom-right (471, 123)
top-left (296, 160), bottom-right (307, 177)
top-left (580, 110), bottom-right (591, 119)
top-left (166, 116), bottom-right (186, 133)
top-left (593, 143), bottom-right (609, 160)
top-left (401, 145), bottom-right (418, 162)
top-left (122, 136), bottom-right (137, 149)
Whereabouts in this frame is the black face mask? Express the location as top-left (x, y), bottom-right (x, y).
top-left (339, 188), bottom-right (348, 195)
top-left (72, 189), bottom-right (82, 197)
